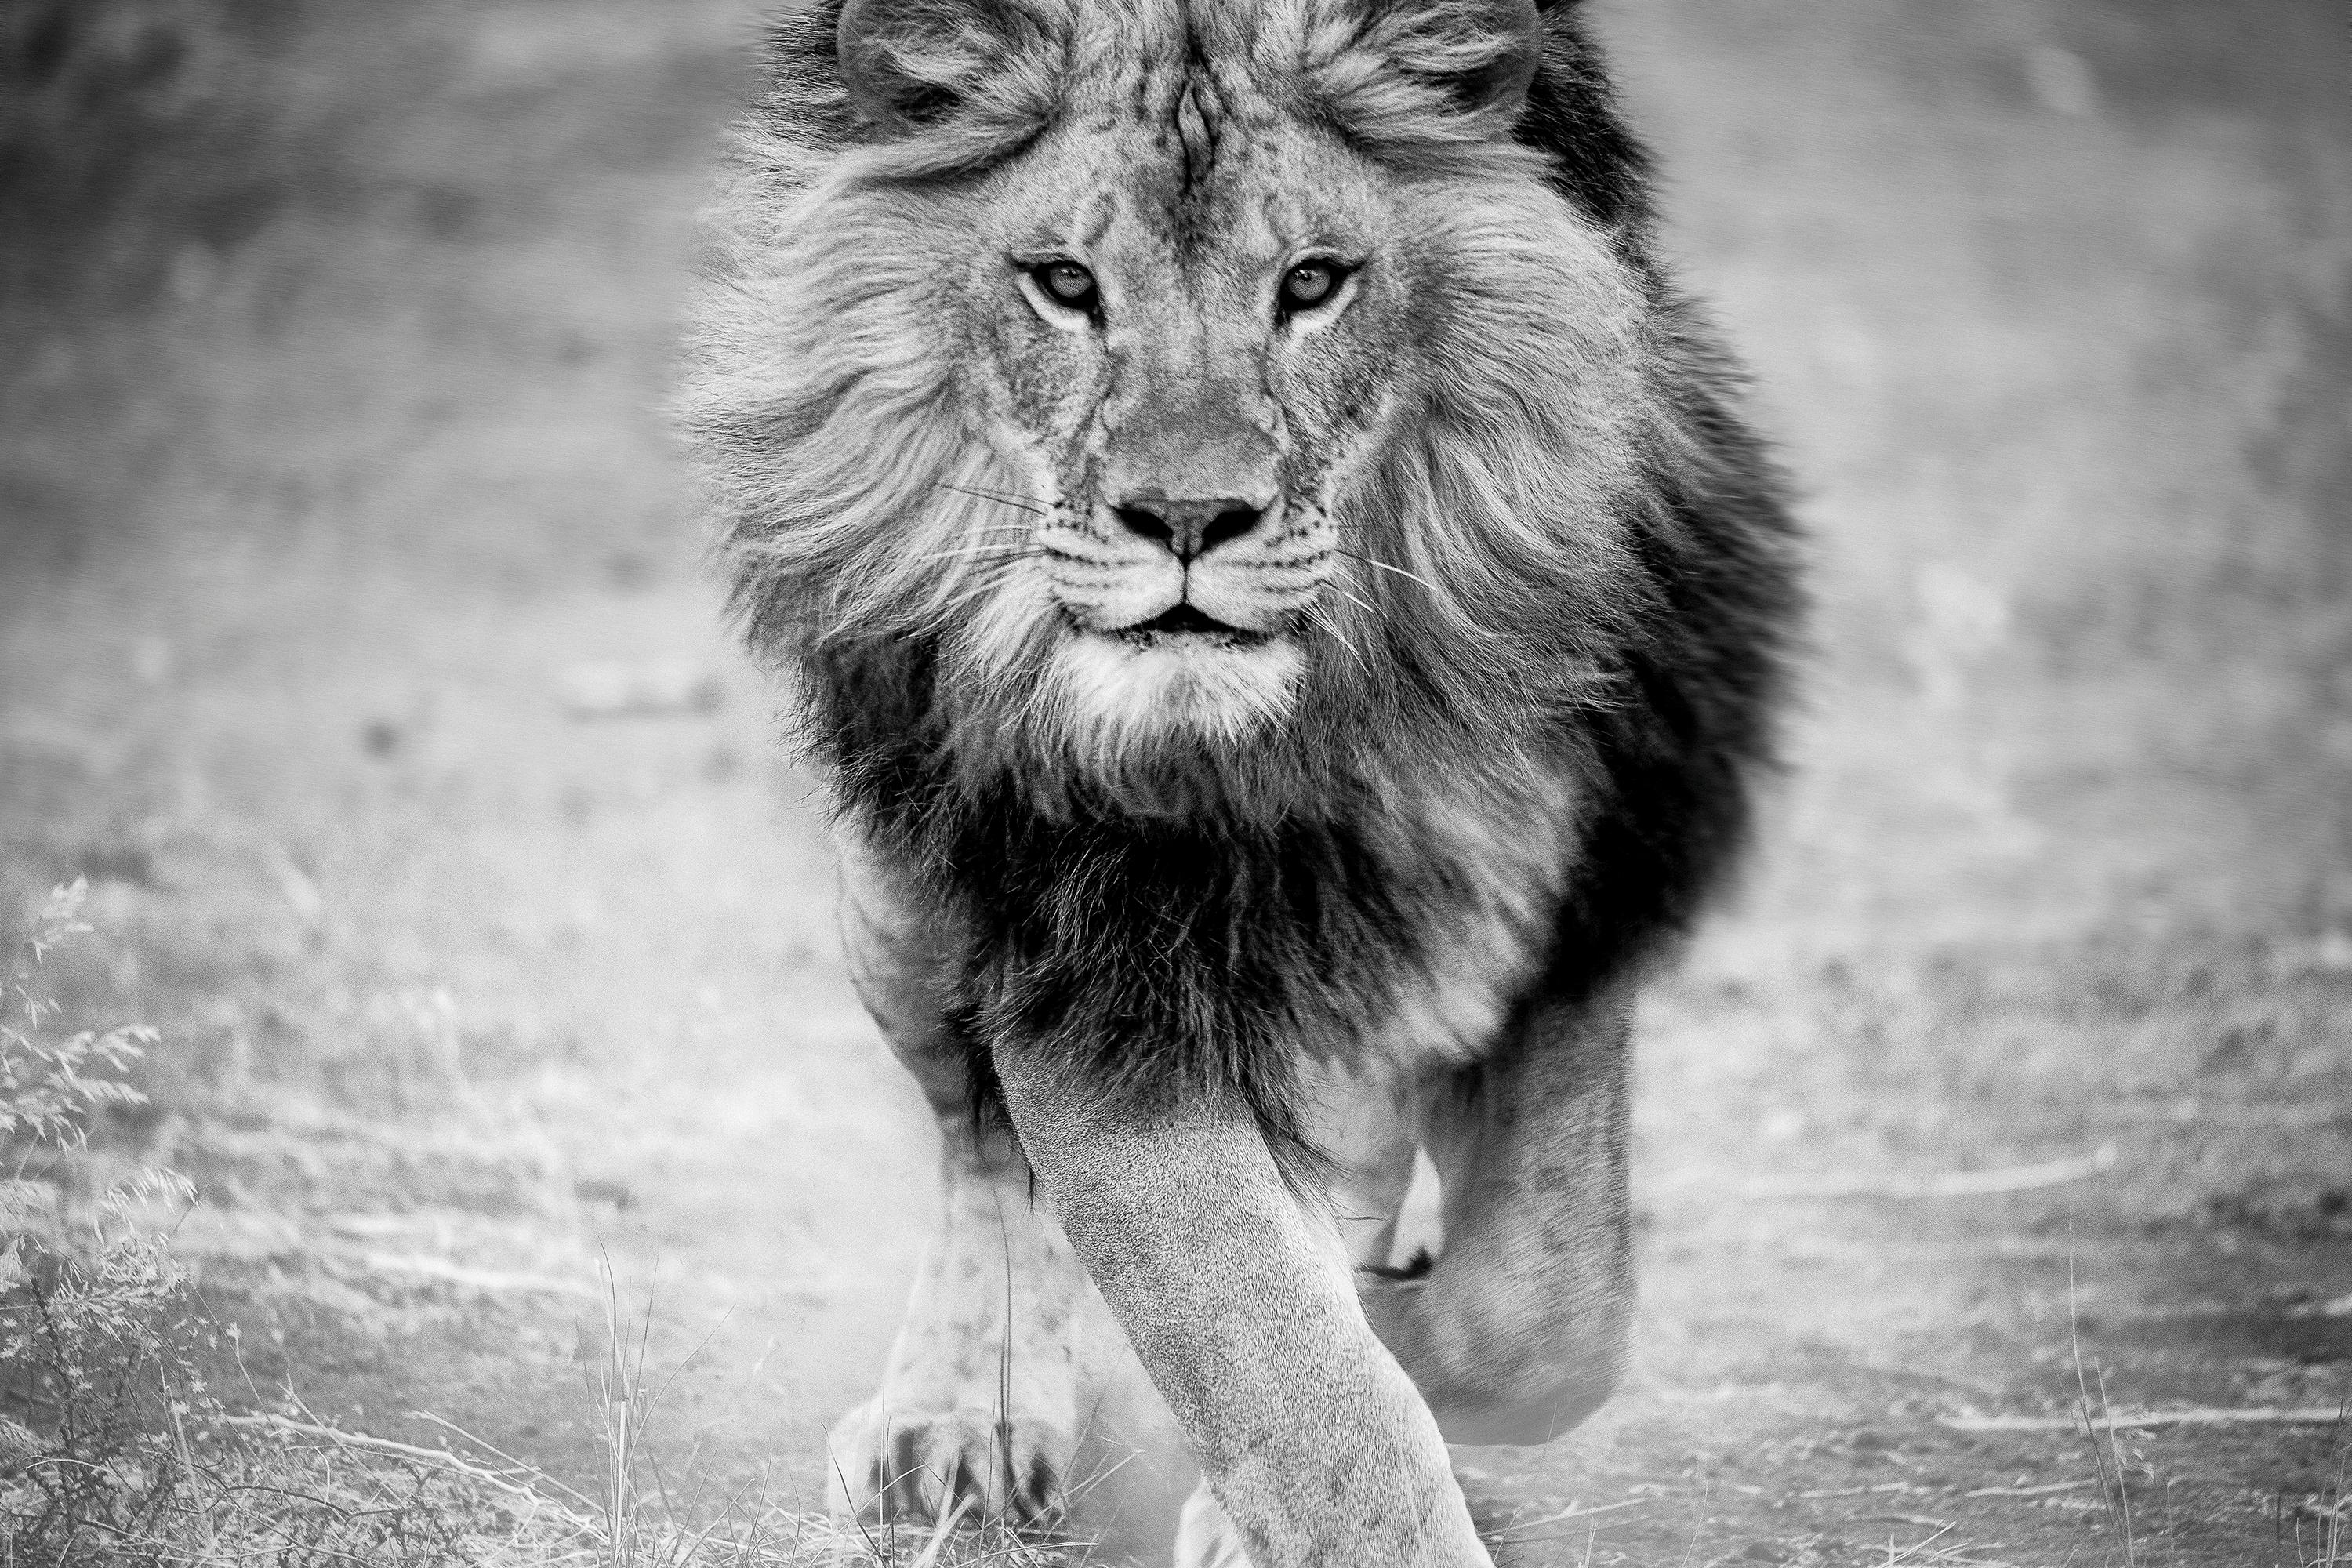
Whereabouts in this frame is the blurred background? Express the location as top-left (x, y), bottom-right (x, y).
top-left (1, 2), bottom-right (2346, 1564)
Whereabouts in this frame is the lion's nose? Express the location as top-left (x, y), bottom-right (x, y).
top-left (1110, 497), bottom-right (1272, 563)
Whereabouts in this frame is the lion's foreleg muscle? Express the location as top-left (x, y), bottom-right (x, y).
top-left (829, 851), bottom-right (1087, 1524)
top-left (996, 1048), bottom-right (1490, 1568)
top-left (1364, 994), bottom-right (1633, 1449)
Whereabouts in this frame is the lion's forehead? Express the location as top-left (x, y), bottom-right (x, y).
top-left (1044, 20), bottom-right (1357, 261)
top-left (1063, 0), bottom-right (1289, 116)
top-left (1006, 117), bottom-right (1362, 292)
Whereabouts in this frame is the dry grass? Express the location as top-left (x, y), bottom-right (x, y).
top-left (2275, 1414), bottom-right (2352, 1568)
top-left (0, 889), bottom-right (1079, 1568)
top-left (5, 1277), bottom-right (1083, 1568)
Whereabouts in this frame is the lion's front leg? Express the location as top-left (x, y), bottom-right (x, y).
top-left (829, 846), bottom-right (1087, 1525)
top-left (827, 1119), bottom-right (1088, 1523)
top-left (996, 1044), bottom-right (1489, 1568)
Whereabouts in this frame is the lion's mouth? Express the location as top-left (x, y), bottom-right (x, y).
top-left (1118, 604), bottom-right (1265, 644)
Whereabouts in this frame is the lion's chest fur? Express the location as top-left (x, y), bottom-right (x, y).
top-left (920, 751), bottom-right (1588, 1119)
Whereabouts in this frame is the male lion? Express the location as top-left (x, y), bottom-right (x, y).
top-left (683, 1), bottom-right (1798, 1563)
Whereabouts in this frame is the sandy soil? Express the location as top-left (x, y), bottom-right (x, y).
top-left (2, 2), bottom-right (2347, 1564)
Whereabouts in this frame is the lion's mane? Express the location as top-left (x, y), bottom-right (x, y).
top-left (682, 0), bottom-right (1802, 1148)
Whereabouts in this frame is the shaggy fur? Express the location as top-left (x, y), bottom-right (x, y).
top-left (681, 0), bottom-right (1802, 1157)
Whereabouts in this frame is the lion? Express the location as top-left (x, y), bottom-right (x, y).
top-left (681, 1), bottom-right (1800, 1563)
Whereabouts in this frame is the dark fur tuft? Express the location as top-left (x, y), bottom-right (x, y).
top-left (1517, 6), bottom-right (1657, 238)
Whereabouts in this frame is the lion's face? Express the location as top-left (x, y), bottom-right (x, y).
top-left (696, 0), bottom-right (1658, 800)
top-left (949, 105), bottom-right (1410, 751)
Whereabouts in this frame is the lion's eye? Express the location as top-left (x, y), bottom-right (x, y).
top-left (1032, 261), bottom-right (1099, 313)
top-left (1278, 260), bottom-right (1345, 314)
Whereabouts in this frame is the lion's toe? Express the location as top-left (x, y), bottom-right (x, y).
top-left (827, 1399), bottom-right (1069, 1526)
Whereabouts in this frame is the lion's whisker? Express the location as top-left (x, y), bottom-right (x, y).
top-left (1334, 548), bottom-right (1439, 594)
top-left (913, 546), bottom-right (1040, 564)
top-left (956, 483), bottom-right (1045, 506)
top-left (1330, 585), bottom-right (1380, 621)
top-left (936, 482), bottom-right (1049, 515)
top-left (938, 479), bottom-right (1041, 502)
top-left (1311, 607), bottom-right (1371, 677)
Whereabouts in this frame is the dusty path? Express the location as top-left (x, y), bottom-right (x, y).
top-left (2, 2), bottom-right (2347, 1563)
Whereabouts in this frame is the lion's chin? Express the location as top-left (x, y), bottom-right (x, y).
top-left (1046, 629), bottom-right (1304, 760)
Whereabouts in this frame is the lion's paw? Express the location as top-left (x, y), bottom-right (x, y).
top-left (1173, 1481), bottom-right (1255, 1568)
top-left (826, 1398), bottom-right (1069, 1526)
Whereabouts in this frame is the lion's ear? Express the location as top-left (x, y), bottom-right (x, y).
top-left (1428, 0), bottom-right (1546, 116)
top-left (836, 0), bottom-right (1058, 134)
top-left (1301, 0), bottom-right (1548, 134)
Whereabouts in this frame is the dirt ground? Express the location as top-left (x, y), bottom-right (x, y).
top-left (2, 2), bottom-right (2347, 1564)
